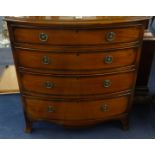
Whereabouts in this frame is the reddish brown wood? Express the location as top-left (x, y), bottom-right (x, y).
top-left (5, 16), bottom-right (149, 132)
top-left (14, 47), bottom-right (138, 71)
top-left (20, 71), bottom-right (135, 96)
top-left (120, 115), bottom-right (129, 130)
top-left (13, 26), bottom-right (142, 45)
top-left (24, 96), bottom-right (129, 120)
top-left (24, 119), bottom-right (32, 133)
top-left (5, 16), bottom-right (149, 26)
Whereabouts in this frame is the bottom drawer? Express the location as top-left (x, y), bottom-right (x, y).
top-left (23, 95), bottom-right (130, 120)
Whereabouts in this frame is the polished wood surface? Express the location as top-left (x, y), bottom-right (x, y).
top-left (5, 16), bottom-right (149, 25)
top-left (20, 71), bottom-right (135, 96)
top-left (6, 16), bottom-right (148, 132)
top-left (13, 26), bottom-right (142, 45)
top-left (15, 47), bottom-right (138, 71)
top-left (24, 96), bottom-right (129, 121)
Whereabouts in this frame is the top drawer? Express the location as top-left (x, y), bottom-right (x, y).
top-left (12, 26), bottom-right (142, 45)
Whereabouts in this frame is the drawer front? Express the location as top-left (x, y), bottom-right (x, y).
top-left (13, 26), bottom-right (142, 45)
top-left (24, 95), bottom-right (129, 120)
top-left (15, 48), bottom-right (137, 71)
top-left (20, 71), bottom-right (135, 96)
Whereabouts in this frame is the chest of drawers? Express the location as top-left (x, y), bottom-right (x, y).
top-left (5, 16), bottom-right (149, 133)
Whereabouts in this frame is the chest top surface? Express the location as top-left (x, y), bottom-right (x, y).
top-left (5, 16), bottom-right (150, 26)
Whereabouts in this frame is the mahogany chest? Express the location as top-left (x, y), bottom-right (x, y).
top-left (5, 16), bottom-right (149, 132)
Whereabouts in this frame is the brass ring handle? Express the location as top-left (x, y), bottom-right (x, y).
top-left (39, 32), bottom-right (48, 42)
top-left (106, 32), bottom-right (116, 42)
top-left (100, 104), bottom-right (109, 112)
top-left (103, 79), bottom-right (111, 88)
top-left (42, 55), bottom-right (50, 65)
top-left (44, 81), bottom-right (54, 89)
top-left (104, 55), bottom-right (113, 64)
top-left (47, 106), bottom-right (56, 112)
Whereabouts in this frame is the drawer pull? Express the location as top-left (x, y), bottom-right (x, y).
top-left (106, 32), bottom-right (116, 42)
top-left (47, 106), bottom-right (55, 112)
top-left (103, 80), bottom-right (111, 88)
top-left (39, 32), bottom-right (48, 42)
top-left (104, 55), bottom-right (113, 64)
top-left (44, 81), bottom-right (54, 89)
top-left (100, 104), bottom-right (109, 112)
top-left (42, 55), bottom-right (50, 64)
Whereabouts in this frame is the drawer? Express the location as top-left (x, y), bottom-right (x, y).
top-left (13, 26), bottom-right (142, 45)
top-left (24, 95), bottom-right (129, 120)
top-left (20, 71), bottom-right (135, 96)
top-left (15, 47), bottom-right (138, 71)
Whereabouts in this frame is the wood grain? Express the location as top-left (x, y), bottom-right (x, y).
top-left (6, 16), bottom-right (148, 132)
top-left (13, 26), bottom-right (142, 45)
top-left (20, 71), bottom-right (135, 96)
top-left (14, 47), bottom-right (138, 71)
top-left (24, 95), bottom-right (129, 120)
